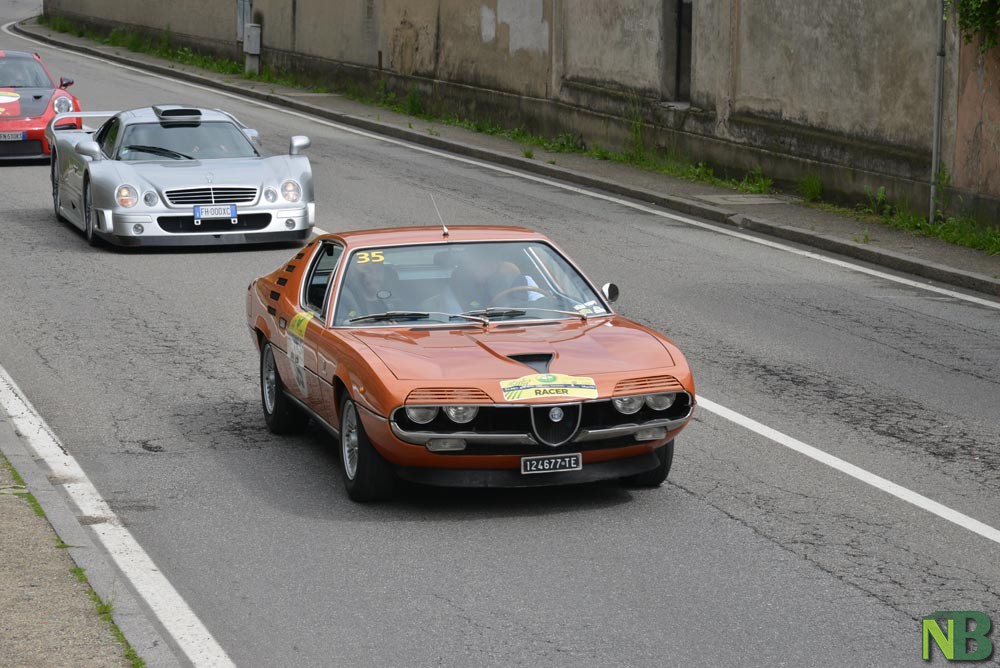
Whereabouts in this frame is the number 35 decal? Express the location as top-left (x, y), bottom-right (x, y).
top-left (355, 250), bottom-right (384, 264)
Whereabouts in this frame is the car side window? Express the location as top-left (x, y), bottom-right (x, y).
top-left (303, 242), bottom-right (345, 317)
top-left (99, 119), bottom-right (120, 157)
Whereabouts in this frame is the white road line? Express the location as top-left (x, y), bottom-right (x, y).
top-left (698, 396), bottom-right (1000, 546)
top-left (0, 366), bottom-right (237, 668)
top-left (5, 20), bottom-right (999, 311)
top-left (4, 22), bottom-right (999, 546)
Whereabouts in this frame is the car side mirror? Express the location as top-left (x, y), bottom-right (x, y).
top-left (75, 140), bottom-right (102, 160)
top-left (243, 128), bottom-right (261, 146)
top-left (289, 135), bottom-right (310, 155)
top-left (601, 282), bottom-right (619, 303)
top-left (59, 77), bottom-right (74, 89)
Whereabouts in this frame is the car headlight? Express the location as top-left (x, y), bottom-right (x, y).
top-left (612, 395), bottom-right (644, 415)
top-left (280, 180), bottom-right (301, 203)
top-left (405, 406), bottom-right (438, 424)
top-left (53, 95), bottom-right (73, 114)
top-left (443, 405), bottom-right (478, 424)
top-left (142, 191), bottom-right (159, 207)
top-left (645, 393), bottom-right (676, 411)
top-left (264, 188), bottom-right (278, 203)
top-left (116, 185), bottom-right (138, 208)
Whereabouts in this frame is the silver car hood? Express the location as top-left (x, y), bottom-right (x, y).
top-left (120, 157), bottom-right (299, 190)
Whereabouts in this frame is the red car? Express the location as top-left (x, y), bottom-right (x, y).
top-left (0, 50), bottom-right (80, 160)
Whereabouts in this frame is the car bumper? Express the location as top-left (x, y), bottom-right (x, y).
top-left (0, 127), bottom-right (52, 160)
top-left (94, 204), bottom-right (314, 246)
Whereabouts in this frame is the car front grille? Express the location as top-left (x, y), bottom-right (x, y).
top-left (530, 404), bottom-right (581, 446)
top-left (156, 213), bottom-right (271, 233)
top-left (164, 187), bottom-right (257, 205)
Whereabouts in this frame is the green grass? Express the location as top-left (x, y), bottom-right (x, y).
top-left (1, 457), bottom-right (45, 517)
top-left (522, 147), bottom-right (534, 159)
top-left (796, 173), bottom-right (823, 202)
top-left (69, 568), bottom-right (145, 668)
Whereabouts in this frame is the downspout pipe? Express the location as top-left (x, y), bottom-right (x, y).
top-left (930, 0), bottom-right (947, 222)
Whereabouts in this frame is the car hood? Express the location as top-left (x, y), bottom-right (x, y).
top-left (126, 159), bottom-right (284, 188)
top-left (0, 87), bottom-right (52, 119)
top-left (350, 317), bottom-right (676, 380)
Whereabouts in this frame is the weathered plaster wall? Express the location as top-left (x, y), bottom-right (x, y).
top-left (953, 39), bottom-right (1000, 194)
top-left (562, 0), bottom-right (662, 96)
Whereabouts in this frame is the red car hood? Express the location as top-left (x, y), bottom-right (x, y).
top-left (0, 87), bottom-right (52, 120)
top-left (350, 317), bottom-right (676, 380)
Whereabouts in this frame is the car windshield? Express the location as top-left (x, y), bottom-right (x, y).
top-left (333, 240), bottom-right (610, 327)
top-left (0, 58), bottom-right (52, 88)
top-left (117, 121), bottom-right (259, 161)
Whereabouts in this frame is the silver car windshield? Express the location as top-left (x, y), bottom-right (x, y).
top-left (118, 121), bottom-right (259, 161)
top-left (0, 58), bottom-right (51, 88)
top-left (333, 241), bottom-right (609, 327)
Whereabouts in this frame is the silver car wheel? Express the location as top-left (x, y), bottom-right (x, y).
top-left (341, 401), bottom-right (359, 481)
top-left (51, 157), bottom-right (60, 215)
top-left (262, 345), bottom-right (278, 414)
top-left (84, 182), bottom-right (96, 244)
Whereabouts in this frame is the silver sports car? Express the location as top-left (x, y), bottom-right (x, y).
top-left (46, 105), bottom-right (314, 246)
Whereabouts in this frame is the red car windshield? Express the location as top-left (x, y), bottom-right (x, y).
top-left (0, 58), bottom-right (52, 88)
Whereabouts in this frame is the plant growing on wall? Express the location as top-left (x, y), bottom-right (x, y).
top-left (948, 0), bottom-right (1000, 52)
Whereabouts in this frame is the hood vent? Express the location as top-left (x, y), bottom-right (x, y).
top-left (507, 353), bottom-right (553, 374)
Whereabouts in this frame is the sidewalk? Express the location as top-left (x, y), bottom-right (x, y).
top-left (12, 17), bottom-right (1000, 297)
top-left (0, 416), bottom-right (131, 668)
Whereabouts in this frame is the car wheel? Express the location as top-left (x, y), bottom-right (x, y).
top-left (339, 395), bottom-right (395, 502)
top-left (260, 342), bottom-right (308, 434)
top-left (83, 178), bottom-right (99, 247)
top-left (51, 153), bottom-right (66, 222)
top-left (621, 440), bottom-right (674, 487)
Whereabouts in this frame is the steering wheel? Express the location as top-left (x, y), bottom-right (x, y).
top-left (490, 284), bottom-right (552, 304)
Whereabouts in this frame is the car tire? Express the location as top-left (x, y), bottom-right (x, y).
top-left (339, 395), bottom-right (395, 502)
top-left (83, 178), bottom-right (99, 247)
top-left (260, 341), bottom-right (309, 434)
top-left (51, 152), bottom-right (66, 222)
top-left (621, 440), bottom-right (674, 487)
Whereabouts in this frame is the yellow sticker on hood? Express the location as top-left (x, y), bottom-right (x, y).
top-left (287, 312), bottom-right (314, 339)
top-left (500, 373), bottom-right (598, 401)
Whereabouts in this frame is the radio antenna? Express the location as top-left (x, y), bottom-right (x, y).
top-left (430, 193), bottom-right (449, 238)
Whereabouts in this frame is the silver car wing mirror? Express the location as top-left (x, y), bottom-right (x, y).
top-left (601, 282), bottom-right (619, 303)
top-left (289, 135), bottom-right (310, 155)
top-left (243, 128), bottom-right (261, 146)
top-left (75, 140), bottom-right (102, 160)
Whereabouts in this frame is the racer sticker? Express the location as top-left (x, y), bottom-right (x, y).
top-left (286, 312), bottom-right (314, 396)
top-left (574, 300), bottom-right (607, 315)
top-left (500, 373), bottom-right (598, 401)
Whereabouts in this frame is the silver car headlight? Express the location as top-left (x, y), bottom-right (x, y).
top-left (263, 188), bottom-right (278, 203)
top-left (280, 180), bottom-right (302, 203)
top-left (142, 191), bottom-right (159, 207)
top-left (116, 185), bottom-right (139, 208)
top-left (645, 393), bottom-right (676, 411)
top-left (405, 406), bottom-right (438, 424)
top-left (443, 405), bottom-right (478, 424)
top-left (612, 395), bottom-right (644, 415)
top-left (53, 95), bottom-right (73, 114)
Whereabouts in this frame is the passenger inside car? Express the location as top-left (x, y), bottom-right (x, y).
top-left (335, 262), bottom-right (400, 323)
top-left (448, 247), bottom-right (545, 310)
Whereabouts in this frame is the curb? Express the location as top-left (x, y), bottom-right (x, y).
top-left (13, 20), bottom-right (1000, 298)
top-left (0, 413), bottom-right (184, 668)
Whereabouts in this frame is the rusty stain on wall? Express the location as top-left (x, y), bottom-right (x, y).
top-left (953, 39), bottom-right (1000, 193)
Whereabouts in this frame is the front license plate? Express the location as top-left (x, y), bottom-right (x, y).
top-left (0, 131), bottom-right (26, 141)
top-left (193, 204), bottom-right (237, 225)
top-left (520, 453), bottom-right (582, 475)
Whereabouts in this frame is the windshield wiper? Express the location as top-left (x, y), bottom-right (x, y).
top-left (348, 311), bottom-right (487, 325)
top-left (121, 144), bottom-right (193, 160)
top-left (465, 306), bottom-right (592, 321)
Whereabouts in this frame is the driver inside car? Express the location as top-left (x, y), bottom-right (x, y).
top-left (336, 262), bottom-right (399, 324)
top-left (448, 249), bottom-right (544, 311)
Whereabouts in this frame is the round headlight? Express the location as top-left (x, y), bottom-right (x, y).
top-left (280, 180), bottom-right (301, 203)
top-left (142, 191), bottom-right (158, 207)
top-left (405, 406), bottom-right (438, 425)
top-left (612, 395), bottom-right (644, 415)
top-left (645, 393), bottom-right (676, 411)
top-left (116, 185), bottom-right (138, 208)
top-left (264, 188), bottom-right (278, 203)
top-left (443, 405), bottom-right (478, 424)
top-left (53, 95), bottom-right (73, 114)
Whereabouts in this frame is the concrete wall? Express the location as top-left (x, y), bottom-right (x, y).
top-left (41, 0), bottom-right (1000, 218)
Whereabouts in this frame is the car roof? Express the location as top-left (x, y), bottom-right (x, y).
top-left (323, 225), bottom-right (548, 247)
top-left (116, 107), bottom-right (237, 124)
top-left (0, 50), bottom-right (41, 60)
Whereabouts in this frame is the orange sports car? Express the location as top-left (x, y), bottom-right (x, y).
top-left (246, 226), bottom-right (695, 501)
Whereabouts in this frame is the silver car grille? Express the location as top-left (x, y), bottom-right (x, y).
top-left (164, 187), bottom-right (258, 205)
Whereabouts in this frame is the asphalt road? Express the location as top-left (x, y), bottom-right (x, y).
top-left (2, 3), bottom-right (999, 666)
